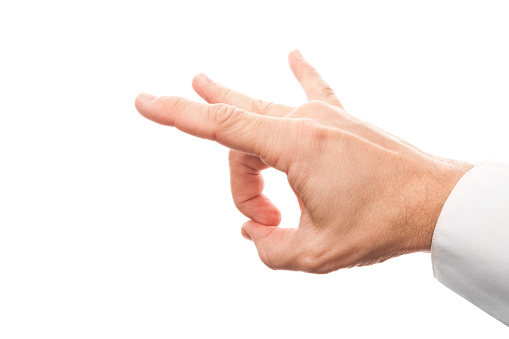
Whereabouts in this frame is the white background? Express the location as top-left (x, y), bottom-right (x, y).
top-left (1, 0), bottom-right (508, 337)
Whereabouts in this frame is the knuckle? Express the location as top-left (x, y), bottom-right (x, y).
top-left (294, 118), bottom-right (331, 142)
top-left (322, 85), bottom-right (336, 98)
top-left (313, 125), bottom-right (332, 142)
top-left (208, 104), bottom-right (239, 140)
top-left (228, 149), bottom-right (242, 162)
top-left (285, 108), bottom-right (305, 119)
top-left (249, 98), bottom-right (264, 113)
top-left (290, 100), bottom-right (328, 118)
top-left (305, 99), bottom-right (330, 110)
top-left (316, 80), bottom-right (335, 97)
top-left (161, 96), bottom-right (186, 125)
top-left (210, 103), bottom-right (237, 128)
top-left (171, 97), bottom-right (186, 110)
top-left (160, 96), bottom-right (180, 110)
top-left (218, 86), bottom-right (232, 100)
top-left (250, 99), bottom-right (273, 115)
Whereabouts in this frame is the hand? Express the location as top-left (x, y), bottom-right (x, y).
top-left (134, 50), bottom-right (473, 273)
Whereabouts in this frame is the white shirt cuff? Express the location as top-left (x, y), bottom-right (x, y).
top-left (431, 160), bottom-right (509, 326)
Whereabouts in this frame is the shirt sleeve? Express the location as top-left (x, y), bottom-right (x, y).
top-left (431, 160), bottom-right (509, 326)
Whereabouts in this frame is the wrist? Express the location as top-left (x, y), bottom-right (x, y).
top-left (408, 158), bottom-right (474, 252)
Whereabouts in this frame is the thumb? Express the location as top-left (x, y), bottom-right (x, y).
top-left (241, 220), bottom-right (300, 271)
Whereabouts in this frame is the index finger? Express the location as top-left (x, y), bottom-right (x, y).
top-left (192, 73), bottom-right (293, 117)
top-left (135, 93), bottom-right (293, 171)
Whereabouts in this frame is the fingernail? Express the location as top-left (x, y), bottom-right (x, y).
top-left (196, 73), bottom-right (213, 86)
top-left (137, 92), bottom-right (157, 106)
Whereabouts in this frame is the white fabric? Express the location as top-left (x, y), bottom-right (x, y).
top-left (431, 160), bottom-right (509, 326)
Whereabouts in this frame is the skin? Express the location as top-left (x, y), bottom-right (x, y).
top-left (134, 50), bottom-right (473, 274)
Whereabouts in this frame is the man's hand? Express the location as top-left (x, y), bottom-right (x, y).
top-left (135, 50), bottom-right (473, 273)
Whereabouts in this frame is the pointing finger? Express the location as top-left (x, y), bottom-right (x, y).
top-left (288, 50), bottom-right (343, 108)
top-left (192, 73), bottom-right (293, 117)
top-left (135, 94), bottom-right (293, 171)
